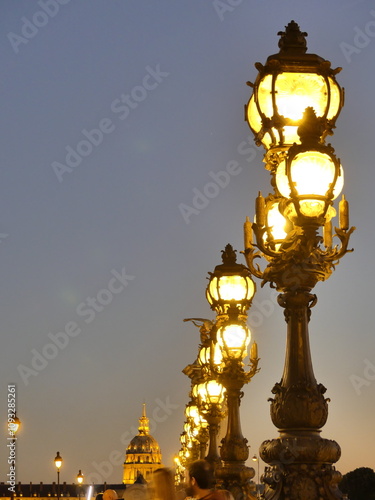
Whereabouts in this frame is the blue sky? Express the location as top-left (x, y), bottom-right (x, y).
top-left (1, 0), bottom-right (375, 486)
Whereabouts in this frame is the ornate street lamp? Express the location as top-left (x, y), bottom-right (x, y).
top-left (174, 453), bottom-right (185, 487)
top-left (174, 443), bottom-right (193, 486)
top-left (204, 247), bottom-right (259, 500)
top-left (183, 420), bottom-right (200, 461)
top-left (192, 379), bottom-right (226, 467)
top-left (180, 428), bottom-right (197, 464)
top-left (54, 452), bottom-right (63, 500)
top-left (183, 317), bottom-right (227, 469)
top-left (181, 244), bottom-right (256, 493)
top-left (214, 312), bottom-right (259, 499)
top-left (243, 22), bottom-right (354, 500)
top-left (245, 20), bottom-right (344, 152)
top-left (175, 450), bottom-right (183, 487)
top-left (185, 402), bottom-right (209, 460)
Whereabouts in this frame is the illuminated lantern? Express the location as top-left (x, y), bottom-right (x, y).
top-left (206, 244), bottom-right (255, 315)
top-left (245, 20), bottom-right (344, 151)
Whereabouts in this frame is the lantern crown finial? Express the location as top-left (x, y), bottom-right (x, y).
top-left (278, 20), bottom-right (308, 54)
top-left (297, 107), bottom-right (325, 145)
top-left (221, 244), bottom-right (237, 266)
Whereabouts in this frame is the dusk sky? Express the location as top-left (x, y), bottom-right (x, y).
top-left (1, 0), bottom-right (375, 487)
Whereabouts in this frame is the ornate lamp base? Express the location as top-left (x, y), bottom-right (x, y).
top-left (215, 462), bottom-right (257, 500)
top-left (260, 436), bottom-right (344, 500)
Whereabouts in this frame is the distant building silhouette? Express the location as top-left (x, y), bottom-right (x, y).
top-left (0, 482), bottom-right (125, 499)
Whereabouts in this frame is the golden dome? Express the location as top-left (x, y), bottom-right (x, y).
top-left (123, 404), bottom-right (163, 484)
top-left (127, 434), bottom-right (160, 454)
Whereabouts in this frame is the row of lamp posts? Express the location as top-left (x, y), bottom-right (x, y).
top-left (54, 452), bottom-right (84, 500)
top-left (178, 243), bottom-right (260, 499)
top-left (8, 415), bottom-right (84, 499)
top-left (176, 20), bottom-right (354, 500)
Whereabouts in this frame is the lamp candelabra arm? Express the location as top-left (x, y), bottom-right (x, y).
top-left (331, 225), bottom-right (355, 261)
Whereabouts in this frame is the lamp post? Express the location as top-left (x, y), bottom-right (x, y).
top-left (185, 402), bottom-right (209, 460)
top-left (243, 21), bottom-right (354, 499)
top-left (174, 400), bottom-right (210, 488)
top-left (183, 317), bottom-right (227, 469)
top-left (77, 470), bottom-right (83, 500)
top-left (251, 455), bottom-right (260, 499)
top-left (7, 412), bottom-right (21, 492)
top-left (206, 245), bottom-right (259, 500)
top-left (192, 378), bottom-right (226, 467)
top-left (54, 452), bottom-right (63, 500)
top-left (174, 452), bottom-right (186, 487)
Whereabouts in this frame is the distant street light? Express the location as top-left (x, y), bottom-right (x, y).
top-left (54, 452), bottom-right (63, 500)
top-left (9, 412), bottom-right (21, 435)
top-left (77, 470), bottom-right (83, 500)
top-left (7, 412), bottom-right (21, 490)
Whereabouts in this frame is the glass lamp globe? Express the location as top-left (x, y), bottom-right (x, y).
top-left (54, 452), bottom-right (63, 469)
top-left (217, 321), bottom-right (251, 360)
top-left (8, 413), bottom-right (21, 435)
top-left (198, 342), bottom-right (223, 369)
top-left (185, 404), bottom-right (200, 425)
top-left (276, 150), bottom-right (343, 220)
top-left (184, 422), bottom-right (198, 440)
top-left (185, 403), bottom-right (208, 430)
top-left (197, 380), bottom-right (226, 406)
top-left (261, 199), bottom-right (290, 252)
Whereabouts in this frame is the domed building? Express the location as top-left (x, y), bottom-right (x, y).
top-left (123, 404), bottom-right (163, 484)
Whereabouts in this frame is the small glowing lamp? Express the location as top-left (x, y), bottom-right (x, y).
top-left (54, 452), bottom-right (63, 470)
top-left (77, 471), bottom-right (83, 485)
